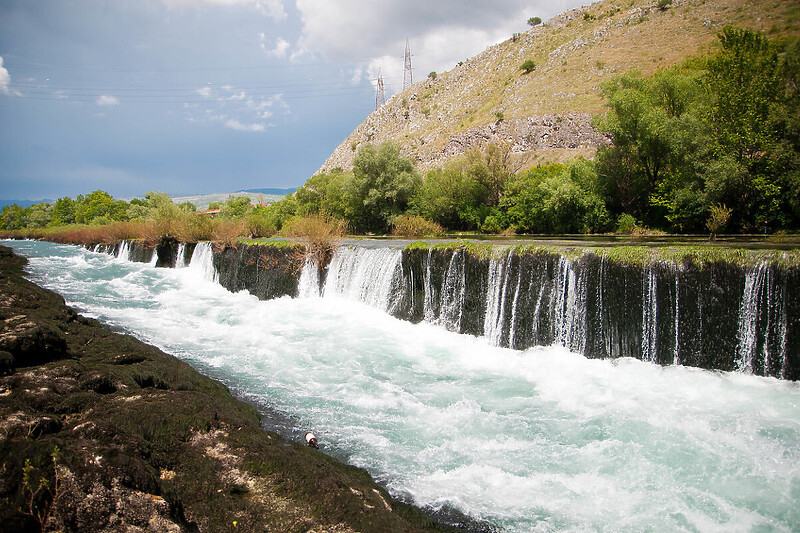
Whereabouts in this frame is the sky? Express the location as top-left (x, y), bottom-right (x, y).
top-left (0, 0), bottom-right (583, 202)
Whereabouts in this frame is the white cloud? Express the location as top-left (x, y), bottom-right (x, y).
top-left (225, 118), bottom-right (266, 132)
top-left (160, 0), bottom-right (286, 21)
top-left (295, 0), bottom-right (576, 96)
top-left (273, 37), bottom-right (290, 58)
top-left (187, 85), bottom-right (285, 131)
top-left (260, 33), bottom-right (290, 58)
top-left (0, 56), bottom-right (21, 96)
top-left (96, 94), bottom-right (120, 106)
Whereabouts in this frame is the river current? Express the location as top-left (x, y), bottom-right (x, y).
top-left (7, 240), bottom-right (800, 532)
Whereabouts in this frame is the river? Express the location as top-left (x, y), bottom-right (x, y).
top-left (7, 239), bottom-right (800, 532)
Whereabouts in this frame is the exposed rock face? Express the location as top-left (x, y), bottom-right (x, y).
top-left (321, 112), bottom-right (609, 174)
top-left (441, 114), bottom-right (610, 160)
top-left (316, 0), bottom-right (792, 176)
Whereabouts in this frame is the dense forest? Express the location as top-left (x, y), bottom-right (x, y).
top-left (3, 29), bottom-right (799, 240)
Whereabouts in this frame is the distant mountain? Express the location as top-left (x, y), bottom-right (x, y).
top-left (239, 187), bottom-right (297, 196)
top-left (171, 191), bottom-right (289, 211)
top-left (320, 0), bottom-right (799, 174)
top-left (0, 199), bottom-right (52, 209)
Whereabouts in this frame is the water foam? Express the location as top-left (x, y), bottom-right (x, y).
top-left (8, 239), bottom-right (800, 533)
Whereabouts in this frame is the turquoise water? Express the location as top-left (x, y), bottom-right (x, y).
top-left (8, 240), bottom-right (800, 532)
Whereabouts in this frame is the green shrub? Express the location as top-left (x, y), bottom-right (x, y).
top-left (616, 213), bottom-right (639, 234)
top-left (520, 59), bottom-right (536, 74)
top-left (391, 215), bottom-right (443, 237)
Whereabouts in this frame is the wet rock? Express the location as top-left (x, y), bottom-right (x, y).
top-left (80, 372), bottom-right (118, 394)
top-left (0, 350), bottom-right (13, 375)
top-left (111, 353), bottom-right (147, 365)
top-left (0, 320), bottom-right (68, 366)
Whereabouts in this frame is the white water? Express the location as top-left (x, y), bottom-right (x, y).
top-left (7, 240), bottom-right (800, 532)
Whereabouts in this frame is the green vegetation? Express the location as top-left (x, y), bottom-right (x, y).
top-left (4, 29), bottom-right (798, 243)
top-left (528, 16), bottom-right (542, 27)
top-left (391, 214), bottom-right (444, 237)
top-left (520, 59), bottom-right (537, 74)
top-left (596, 28), bottom-right (800, 234)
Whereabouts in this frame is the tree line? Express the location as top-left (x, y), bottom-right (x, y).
top-left (3, 28), bottom-right (798, 239)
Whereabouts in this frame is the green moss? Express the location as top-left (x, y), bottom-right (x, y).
top-left (404, 240), bottom-right (496, 260)
top-left (237, 238), bottom-right (303, 251)
top-left (405, 240), bottom-right (800, 268)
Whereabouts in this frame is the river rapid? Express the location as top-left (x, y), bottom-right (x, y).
top-left (7, 240), bottom-right (800, 532)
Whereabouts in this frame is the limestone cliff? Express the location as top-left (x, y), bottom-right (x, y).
top-left (319, 0), bottom-right (799, 174)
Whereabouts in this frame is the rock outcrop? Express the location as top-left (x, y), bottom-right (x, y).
top-left (317, 0), bottom-right (797, 175)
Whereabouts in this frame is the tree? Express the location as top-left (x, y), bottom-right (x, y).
top-left (502, 161), bottom-right (610, 233)
top-left (414, 158), bottom-right (488, 230)
top-left (465, 142), bottom-right (516, 208)
top-left (26, 202), bottom-right (52, 228)
top-left (527, 16), bottom-right (542, 27)
top-left (595, 68), bottom-right (706, 227)
top-left (0, 204), bottom-right (26, 230)
top-left (520, 59), bottom-right (536, 74)
top-left (348, 142), bottom-right (421, 233)
top-left (703, 28), bottom-right (790, 230)
top-left (706, 203), bottom-right (732, 240)
top-left (51, 197), bottom-right (76, 225)
top-left (74, 190), bottom-right (127, 224)
top-left (218, 196), bottom-right (251, 219)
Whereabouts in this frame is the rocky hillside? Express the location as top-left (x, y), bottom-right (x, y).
top-left (320, 0), bottom-right (800, 174)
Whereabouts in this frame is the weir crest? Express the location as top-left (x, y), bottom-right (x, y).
top-left (96, 240), bottom-right (799, 380)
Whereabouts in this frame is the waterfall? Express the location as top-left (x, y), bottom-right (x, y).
top-left (673, 273), bottom-right (680, 366)
top-left (737, 264), bottom-right (768, 373)
top-left (550, 257), bottom-right (587, 354)
top-left (175, 243), bottom-right (187, 269)
top-left (483, 255), bottom-right (507, 344)
top-left (323, 246), bottom-right (403, 312)
top-left (642, 265), bottom-right (658, 363)
top-left (116, 240), bottom-right (131, 262)
top-left (297, 258), bottom-right (320, 298)
top-left (507, 264), bottom-right (523, 348)
top-left (188, 242), bottom-right (217, 282)
top-left (423, 249), bottom-right (437, 322)
top-left (736, 264), bottom-right (789, 375)
top-left (137, 238), bottom-right (797, 379)
top-left (438, 250), bottom-right (466, 332)
top-left (484, 252), bottom-right (514, 346)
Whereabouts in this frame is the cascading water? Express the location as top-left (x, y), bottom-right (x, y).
top-left (188, 242), bottom-right (217, 282)
top-left (296, 257), bottom-right (320, 298)
top-left (736, 263), bottom-right (790, 376)
top-left (483, 252), bottom-right (509, 345)
top-left (79, 239), bottom-right (799, 379)
top-left (642, 265), bottom-right (658, 363)
top-left (116, 240), bottom-right (131, 262)
top-left (549, 256), bottom-right (587, 354)
top-left (7, 239), bottom-right (800, 533)
top-left (175, 243), bottom-right (187, 268)
top-left (438, 249), bottom-right (467, 332)
top-left (323, 246), bottom-right (403, 311)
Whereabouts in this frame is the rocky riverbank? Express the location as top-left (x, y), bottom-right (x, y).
top-left (0, 245), bottom-right (453, 532)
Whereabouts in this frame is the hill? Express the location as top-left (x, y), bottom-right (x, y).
top-left (319, 0), bottom-right (800, 174)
